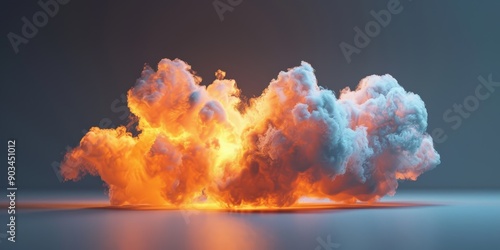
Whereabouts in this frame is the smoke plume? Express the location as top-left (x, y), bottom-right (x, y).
top-left (61, 58), bottom-right (440, 207)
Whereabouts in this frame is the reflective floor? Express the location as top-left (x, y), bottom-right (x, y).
top-left (1, 191), bottom-right (499, 250)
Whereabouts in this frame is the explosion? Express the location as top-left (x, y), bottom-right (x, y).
top-left (61, 58), bottom-right (440, 208)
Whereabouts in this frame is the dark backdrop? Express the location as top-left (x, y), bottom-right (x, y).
top-left (1, 0), bottom-right (499, 192)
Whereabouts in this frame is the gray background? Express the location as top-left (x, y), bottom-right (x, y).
top-left (1, 0), bottom-right (499, 191)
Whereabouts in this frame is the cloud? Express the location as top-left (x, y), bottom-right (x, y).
top-left (61, 58), bottom-right (440, 207)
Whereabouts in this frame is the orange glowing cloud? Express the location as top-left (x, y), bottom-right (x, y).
top-left (61, 58), bottom-right (440, 208)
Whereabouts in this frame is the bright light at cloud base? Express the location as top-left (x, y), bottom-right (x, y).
top-left (61, 58), bottom-right (440, 208)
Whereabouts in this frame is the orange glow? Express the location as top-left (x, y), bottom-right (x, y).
top-left (3, 201), bottom-right (428, 212)
top-left (60, 59), bottom-right (440, 208)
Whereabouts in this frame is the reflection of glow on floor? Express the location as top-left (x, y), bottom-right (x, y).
top-left (1, 191), bottom-right (499, 250)
top-left (5, 200), bottom-right (431, 212)
top-left (3, 190), bottom-right (498, 211)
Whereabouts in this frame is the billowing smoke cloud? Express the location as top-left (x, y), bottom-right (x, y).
top-left (61, 58), bottom-right (440, 207)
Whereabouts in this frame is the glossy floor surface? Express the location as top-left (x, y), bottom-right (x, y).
top-left (1, 191), bottom-right (499, 250)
